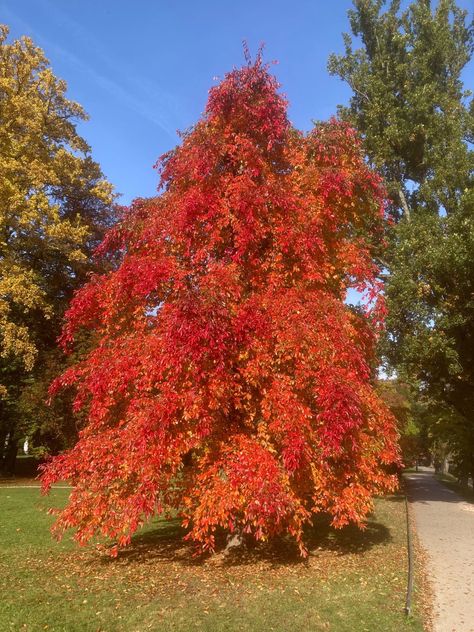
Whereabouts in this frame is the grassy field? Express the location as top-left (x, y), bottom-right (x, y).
top-left (0, 485), bottom-right (425, 632)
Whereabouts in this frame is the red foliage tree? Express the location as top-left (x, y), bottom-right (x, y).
top-left (41, 56), bottom-right (399, 556)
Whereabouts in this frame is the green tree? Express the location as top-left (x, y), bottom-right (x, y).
top-left (0, 25), bottom-right (115, 472)
top-left (329, 0), bottom-right (474, 481)
top-left (377, 379), bottom-right (430, 467)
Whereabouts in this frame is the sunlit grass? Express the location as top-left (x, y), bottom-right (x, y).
top-left (0, 487), bottom-right (425, 631)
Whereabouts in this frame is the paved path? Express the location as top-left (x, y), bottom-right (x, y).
top-left (405, 468), bottom-right (474, 632)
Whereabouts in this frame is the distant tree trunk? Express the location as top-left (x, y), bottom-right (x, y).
top-left (0, 428), bottom-right (6, 464)
top-left (0, 433), bottom-right (17, 476)
top-left (441, 458), bottom-right (449, 476)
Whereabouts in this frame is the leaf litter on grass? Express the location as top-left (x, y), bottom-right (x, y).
top-left (0, 493), bottom-right (424, 631)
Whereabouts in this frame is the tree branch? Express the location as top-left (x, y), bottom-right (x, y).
top-left (399, 188), bottom-right (411, 221)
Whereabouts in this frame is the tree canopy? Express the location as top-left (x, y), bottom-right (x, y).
top-left (329, 0), bottom-right (474, 480)
top-left (42, 56), bottom-right (399, 555)
top-left (329, 0), bottom-right (473, 220)
top-left (0, 25), bottom-right (115, 471)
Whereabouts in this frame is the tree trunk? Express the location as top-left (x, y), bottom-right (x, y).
top-left (224, 528), bottom-right (244, 554)
top-left (1, 434), bottom-right (17, 476)
top-left (469, 453), bottom-right (474, 490)
top-left (0, 428), bottom-right (6, 465)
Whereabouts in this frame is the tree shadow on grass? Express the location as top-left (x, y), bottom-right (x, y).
top-left (404, 471), bottom-right (474, 505)
top-left (435, 477), bottom-right (474, 505)
top-left (99, 506), bottom-right (393, 569)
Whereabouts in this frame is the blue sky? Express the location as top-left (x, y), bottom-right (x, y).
top-left (1, 0), bottom-right (473, 206)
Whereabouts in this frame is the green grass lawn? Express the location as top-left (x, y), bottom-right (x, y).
top-left (0, 486), bottom-right (425, 632)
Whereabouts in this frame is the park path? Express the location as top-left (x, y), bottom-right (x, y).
top-left (405, 468), bottom-right (474, 632)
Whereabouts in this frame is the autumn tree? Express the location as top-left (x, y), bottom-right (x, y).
top-left (0, 25), bottom-right (115, 472)
top-left (42, 56), bottom-right (399, 555)
top-left (329, 0), bottom-right (474, 481)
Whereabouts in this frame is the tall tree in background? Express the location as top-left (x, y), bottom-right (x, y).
top-left (329, 0), bottom-right (474, 480)
top-left (0, 25), bottom-right (115, 472)
top-left (42, 57), bottom-right (399, 555)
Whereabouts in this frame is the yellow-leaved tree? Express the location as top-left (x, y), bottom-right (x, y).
top-left (0, 25), bottom-right (116, 473)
